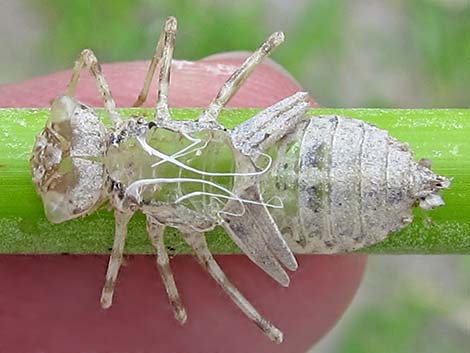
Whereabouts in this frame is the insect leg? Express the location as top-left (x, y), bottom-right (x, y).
top-left (66, 48), bottom-right (122, 125)
top-left (155, 16), bottom-right (177, 121)
top-left (198, 31), bottom-right (284, 123)
top-left (133, 16), bottom-right (177, 109)
top-left (179, 228), bottom-right (284, 343)
top-left (146, 215), bottom-right (187, 324)
top-left (100, 210), bottom-right (133, 309)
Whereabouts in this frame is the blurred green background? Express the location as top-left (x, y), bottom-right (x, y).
top-left (1, 0), bottom-right (469, 108)
top-left (1, 1), bottom-right (470, 352)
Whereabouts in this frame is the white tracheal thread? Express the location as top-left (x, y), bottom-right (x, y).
top-left (125, 134), bottom-right (282, 218)
top-left (138, 135), bottom-right (272, 178)
top-left (175, 191), bottom-right (283, 215)
top-left (149, 130), bottom-right (260, 211)
top-left (173, 132), bottom-right (209, 203)
top-left (151, 131), bottom-right (209, 168)
top-left (126, 178), bottom-right (283, 220)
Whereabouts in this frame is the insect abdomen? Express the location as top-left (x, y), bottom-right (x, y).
top-left (290, 115), bottom-right (417, 253)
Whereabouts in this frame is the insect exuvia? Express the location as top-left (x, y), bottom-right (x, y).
top-left (30, 16), bottom-right (450, 343)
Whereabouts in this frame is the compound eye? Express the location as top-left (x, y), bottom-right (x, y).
top-left (42, 189), bottom-right (77, 224)
top-left (49, 95), bottom-right (78, 140)
top-left (51, 95), bottom-right (77, 123)
top-left (33, 95), bottom-right (106, 224)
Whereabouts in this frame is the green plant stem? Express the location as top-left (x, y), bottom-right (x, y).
top-left (0, 108), bottom-right (469, 254)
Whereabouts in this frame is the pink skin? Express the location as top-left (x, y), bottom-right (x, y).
top-left (0, 53), bottom-right (366, 353)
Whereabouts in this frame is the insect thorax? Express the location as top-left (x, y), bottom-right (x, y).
top-left (105, 117), bottom-right (238, 219)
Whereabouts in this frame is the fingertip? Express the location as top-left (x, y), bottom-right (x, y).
top-left (199, 51), bottom-right (319, 108)
top-left (0, 52), bottom-right (318, 108)
top-left (200, 50), bottom-right (297, 84)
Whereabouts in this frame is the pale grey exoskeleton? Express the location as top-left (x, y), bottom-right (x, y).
top-left (30, 16), bottom-right (450, 343)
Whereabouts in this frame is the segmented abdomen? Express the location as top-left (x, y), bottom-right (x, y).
top-left (290, 115), bottom-right (416, 253)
